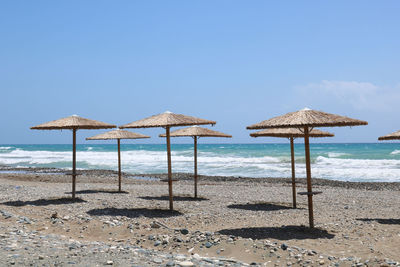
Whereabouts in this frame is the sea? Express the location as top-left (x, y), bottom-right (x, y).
top-left (0, 143), bottom-right (400, 182)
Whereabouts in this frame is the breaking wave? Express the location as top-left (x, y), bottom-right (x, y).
top-left (0, 144), bottom-right (400, 182)
top-left (390, 150), bottom-right (400, 155)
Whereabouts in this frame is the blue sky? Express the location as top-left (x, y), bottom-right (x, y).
top-left (1, 1), bottom-right (399, 144)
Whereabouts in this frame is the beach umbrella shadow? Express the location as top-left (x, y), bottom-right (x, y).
top-left (65, 189), bottom-right (129, 195)
top-left (87, 207), bottom-right (183, 218)
top-left (1, 197), bottom-right (86, 207)
top-left (356, 218), bottom-right (400, 225)
top-left (227, 202), bottom-right (302, 211)
top-left (139, 195), bottom-right (209, 201)
top-left (218, 225), bottom-right (335, 240)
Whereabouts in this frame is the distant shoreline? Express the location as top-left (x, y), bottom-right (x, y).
top-left (1, 142), bottom-right (400, 145)
top-left (1, 166), bottom-right (399, 191)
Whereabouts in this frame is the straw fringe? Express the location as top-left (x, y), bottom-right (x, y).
top-left (247, 108), bottom-right (367, 129)
top-left (87, 129), bottom-right (150, 140)
top-left (378, 130), bottom-right (400, 140)
top-left (250, 128), bottom-right (334, 138)
top-left (160, 126), bottom-right (231, 138)
top-left (120, 112), bottom-right (216, 129)
top-left (31, 115), bottom-right (116, 130)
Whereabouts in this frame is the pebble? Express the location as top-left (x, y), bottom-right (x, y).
top-left (180, 229), bottom-right (189, 235)
top-left (0, 210), bottom-right (13, 219)
top-left (175, 255), bottom-right (186, 261)
top-left (177, 261), bottom-right (194, 267)
top-left (153, 258), bottom-right (163, 264)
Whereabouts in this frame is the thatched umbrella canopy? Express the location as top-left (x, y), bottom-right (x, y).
top-left (31, 115), bottom-right (116, 198)
top-left (247, 108), bottom-right (367, 129)
top-left (378, 130), bottom-right (400, 141)
top-left (120, 111), bottom-right (216, 210)
top-left (160, 126), bottom-right (232, 198)
top-left (86, 129), bottom-right (150, 192)
top-left (247, 108), bottom-right (367, 228)
top-left (250, 128), bottom-right (334, 208)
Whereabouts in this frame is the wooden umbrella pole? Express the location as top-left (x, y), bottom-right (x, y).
top-left (72, 128), bottom-right (77, 199)
top-left (166, 126), bottom-right (173, 210)
top-left (194, 136), bottom-right (198, 198)
top-left (118, 139), bottom-right (122, 192)
top-left (304, 126), bottom-right (314, 228)
top-left (290, 137), bottom-right (296, 209)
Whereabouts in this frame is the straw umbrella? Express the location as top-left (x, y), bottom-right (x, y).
top-left (160, 126), bottom-right (232, 198)
top-left (378, 130), bottom-right (400, 141)
top-left (247, 108), bottom-right (367, 228)
top-left (250, 128), bottom-right (334, 208)
top-left (31, 115), bottom-right (116, 198)
top-left (86, 129), bottom-right (150, 192)
top-left (120, 111), bottom-right (216, 210)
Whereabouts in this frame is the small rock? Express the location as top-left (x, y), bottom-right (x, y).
top-left (0, 210), bottom-right (13, 219)
top-left (205, 242), bottom-right (212, 248)
top-left (281, 243), bottom-right (288, 250)
top-left (178, 261), bottom-right (194, 267)
top-left (153, 258), bottom-right (163, 264)
top-left (150, 221), bottom-right (160, 228)
top-left (106, 260), bottom-right (113, 265)
top-left (180, 229), bottom-right (189, 235)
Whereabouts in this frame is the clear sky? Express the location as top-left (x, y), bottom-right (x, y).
top-left (1, 1), bottom-right (399, 144)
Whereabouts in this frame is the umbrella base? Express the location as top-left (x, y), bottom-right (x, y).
top-left (160, 179), bottom-right (179, 182)
top-left (298, 191), bottom-right (322, 196)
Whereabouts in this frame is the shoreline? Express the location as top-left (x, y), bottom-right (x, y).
top-left (1, 166), bottom-right (399, 191)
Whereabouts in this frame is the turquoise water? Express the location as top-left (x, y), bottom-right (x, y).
top-left (1, 143), bottom-right (400, 182)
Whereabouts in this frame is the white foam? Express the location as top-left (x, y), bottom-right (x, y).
top-left (327, 152), bottom-right (349, 158)
top-left (1, 148), bottom-right (400, 182)
top-left (310, 156), bottom-right (400, 182)
top-left (391, 150), bottom-right (400, 155)
top-left (0, 146), bottom-right (12, 150)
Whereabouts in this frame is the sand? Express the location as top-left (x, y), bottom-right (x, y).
top-left (0, 168), bottom-right (399, 266)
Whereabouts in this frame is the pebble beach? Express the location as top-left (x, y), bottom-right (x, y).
top-left (0, 168), bottom-right (399, 266)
